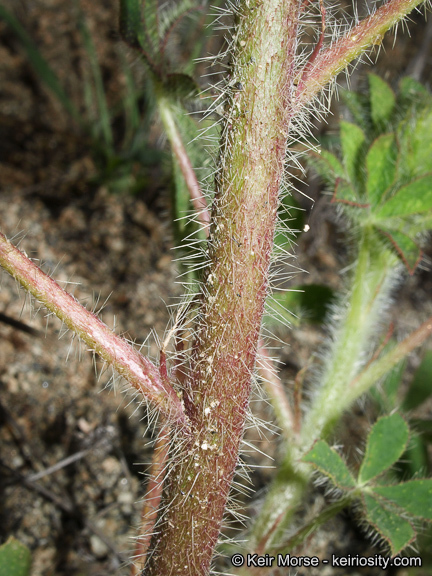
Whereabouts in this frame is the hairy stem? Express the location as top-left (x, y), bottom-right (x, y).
top-left (130, 425), bottom-right (171, 575)
top-left (143, 1), bottom-right (301, 573)
top-left (0, 232), bottom-right (187, 429)
top-left (295, 0), bottom-right (426, 109)
top-left (301, 231), bottom-right (398, 445)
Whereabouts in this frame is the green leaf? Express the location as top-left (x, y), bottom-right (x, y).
top-left (363, 493), bottom-right (415, 555)
top-left (368, 74), bottom-right (395, 129)
top-left (399, 436), bottom-right (430, 478)
top-left (359, 414), bottom-right (409, 484)
top-left (366, 134), bottom-right (397, 207)
top-left (159, 0), bottom-right (202, 51)
top-left (403, 350), bottom-right (432, 411)
top-left (0, 537), bottom-right (31, 576)
top-left (0, 6), bottom-right (78, 121)
top-left (376, 174), bottom-right (432, 219)
top-left (373, 480), bottom-right (432, 521)
top-left (142, 0), bottom-right (162, 54)
top-left (340, 121), bottom-right (366, 189)
top-left (377, 229), bottom-right (421, 274)
top-left (397, 77), bottom-right (432, 113)
top-left (302, 440), bottom-right (356, 489)
top-left (398, 109), bottom-right (432, 179)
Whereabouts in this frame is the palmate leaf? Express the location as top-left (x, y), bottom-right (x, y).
top-left (362, 493), bottom-right (415, 555)
top-left (373, 480), bottom-right (432, 521)
top-left (359, 414), bottom-right (409, 484)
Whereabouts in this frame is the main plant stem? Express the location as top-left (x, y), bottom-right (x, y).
top-left (143, 1), bottom-right (300, 573)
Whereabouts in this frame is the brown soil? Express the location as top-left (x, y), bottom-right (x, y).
top-left (0, 1), bottom-right (431, 575)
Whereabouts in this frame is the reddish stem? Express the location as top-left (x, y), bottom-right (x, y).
top-left (295, 0), bottom-right (426, 109)
top-left (130, 425), bottom-right (171, 575)
top-left (0, 233), bottom-right (188, 430)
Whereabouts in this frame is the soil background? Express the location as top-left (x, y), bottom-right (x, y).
top-left (0, 1), bottom-right (432, 575)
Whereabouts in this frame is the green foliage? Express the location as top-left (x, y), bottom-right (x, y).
top-left (371, 350), bottom-right (432, 478)
top-left (303, 414), bottom-right (432, 555)
top-left (302, 440), bottom-right (356, 489)
top-left (0, 538), bottom-right (31, 576)
top-left (358, 414), bottom-right (409, 484)
top-left (309, 74), bottom-right (432, 273)
top-left (362, 493), bottom-right (415, 554)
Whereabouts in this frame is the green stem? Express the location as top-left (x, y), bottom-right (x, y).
top-left (301, 231), bottom-right (398, 446)
top-left (249, 231), bottom-right (398, 551)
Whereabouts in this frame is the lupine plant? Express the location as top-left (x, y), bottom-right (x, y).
top-left (1, 0), bottom-right (432, 575)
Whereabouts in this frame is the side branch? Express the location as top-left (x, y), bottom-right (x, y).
top-left (158, 98), bottom-right (211, 229)
top-left (295, 0), bottom-right (426, 109)
top-left (0, 233), bottom-right (188, 430)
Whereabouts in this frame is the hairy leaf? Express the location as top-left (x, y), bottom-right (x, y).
top-left (340, 121), bottom-right (366, 191)
top-left (376, 174), bottom-right (432, 219)
top-left (373, 480), bottom-right (432, 521)
top-left (369, 74), bottom-right (395, 129)
top-left (363, 493), bottom-right (415, 555)
top-left (359, 414), bottom-right (409, 483)
top-left (303, 440), bottom-right (356, 488)
top-left (366, 134), bottom-right (397, 206)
